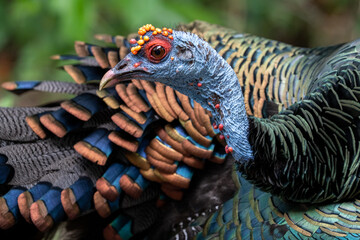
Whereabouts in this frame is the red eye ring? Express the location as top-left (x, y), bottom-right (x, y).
top-left (145, 38), bottom-right (171, 63)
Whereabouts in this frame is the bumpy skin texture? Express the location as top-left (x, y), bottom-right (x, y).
top-left (101, 21), bottom-right (360, 239)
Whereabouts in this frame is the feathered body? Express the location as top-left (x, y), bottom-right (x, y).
top-left (101, 21), bottom-right (360, 239)
top-left (0, 20), bottom-right (359, 240)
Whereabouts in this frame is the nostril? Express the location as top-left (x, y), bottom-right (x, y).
top-left (116, 63), bottom-right (127, 70)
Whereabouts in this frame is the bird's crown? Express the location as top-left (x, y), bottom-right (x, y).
top-left (130, 24), bottom-right (174, 55)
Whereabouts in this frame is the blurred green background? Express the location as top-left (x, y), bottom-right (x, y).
top-left (0, 0), bottom-right (359, 106)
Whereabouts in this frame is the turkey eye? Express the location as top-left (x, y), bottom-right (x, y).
top-left (150, 45), bottom-right (166, 60)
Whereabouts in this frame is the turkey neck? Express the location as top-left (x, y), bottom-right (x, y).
top-left (186, 48), bottom-right (254, 163)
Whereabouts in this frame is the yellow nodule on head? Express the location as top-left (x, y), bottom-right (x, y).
top-left (130, 24), bottom-right (173, 55)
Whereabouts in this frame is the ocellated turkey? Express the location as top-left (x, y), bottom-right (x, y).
top-left (101, 21), bottom-right (360, 239)
top-left (1, 20), bottom-right (360, 239)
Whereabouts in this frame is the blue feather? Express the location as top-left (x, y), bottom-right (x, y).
top-left (74, 65), bottom-right (108, 82)
top-left (134, 174), bottom-right (149, 191)
top-left (110, 215), bottom-right (133, 240)
top-left (12, 81), bottom-right (40, 90)
top-left (82, 128), bottom-right (114, 157)
top-left (40, 187), bottom-right (65, 222)
top-left (3, 188), bottom-right (25, 220)
top-left (124, 166), bottom-right (140, 180)
top-left (50, 108), bottom-right (83, 132)
top-left (28, 182), bottom-right (52, 202)
top-left (102, 163), bottom-right (127, 183)
top-left (175, 164), bottom-right (193, 180)
top-left (69, 177), bottom-right (94, 212)
top-left (0, 165), bottom-right (12, 184)
top-left (68, 93), bottom-right (106, 115)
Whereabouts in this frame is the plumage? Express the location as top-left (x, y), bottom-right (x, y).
top-left (100, 21), bottom-right (360, 239)
top-left (1, 20), bottom-right (360, 239)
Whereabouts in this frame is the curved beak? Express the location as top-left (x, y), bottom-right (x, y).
top-left (99, 59), bottom-right (151, 90)
top-left (99, 69), bottom-right (119, 90)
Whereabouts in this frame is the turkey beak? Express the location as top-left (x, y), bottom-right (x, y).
top-left (99, 59), bottom-right (151, 90)
top-left (99, 69), bottom-right (119, 90)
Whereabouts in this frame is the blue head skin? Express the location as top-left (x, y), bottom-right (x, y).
top-left (100, 28), bottom-right (253, 163)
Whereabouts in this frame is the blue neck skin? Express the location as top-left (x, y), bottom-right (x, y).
top-left (174, 37), bottom-right (254, 163)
